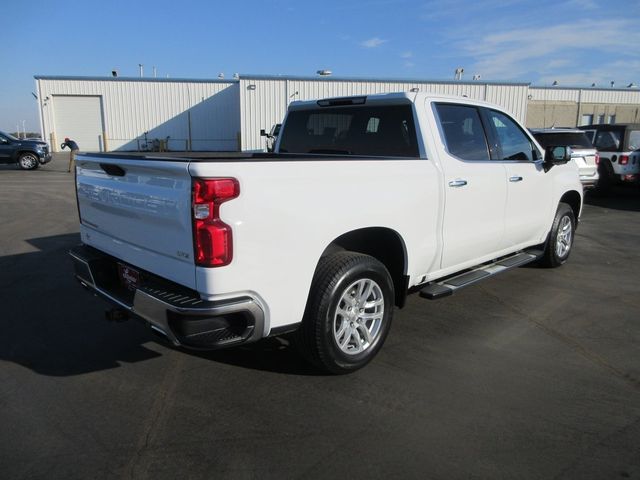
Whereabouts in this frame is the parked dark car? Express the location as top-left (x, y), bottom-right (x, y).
top-left (0, 131), bottom-right (52, 170)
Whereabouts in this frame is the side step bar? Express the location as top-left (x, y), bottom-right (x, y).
top-left (419, 250), bottom-right (543, 300)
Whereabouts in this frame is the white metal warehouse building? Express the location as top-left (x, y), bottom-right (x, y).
top-left (34, 74), bottom-right (640, 152)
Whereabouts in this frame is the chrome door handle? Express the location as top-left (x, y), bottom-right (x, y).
top-left (448, 179), bottom-right (468, 188)
top-left (509, 176), bottom-right (523, 182)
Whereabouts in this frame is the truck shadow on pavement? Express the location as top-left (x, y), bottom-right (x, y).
top-left (181, 336), bottom-right (322, 376)
top-left (0, 233), bottom-right (164, 377)
top-left (0, 233), bottom-right (317, 377)
top-left (584, 185), bottom-right (640, 212)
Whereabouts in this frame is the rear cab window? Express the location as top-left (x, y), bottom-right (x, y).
top-left (278, 104), bottom-right (419, 157)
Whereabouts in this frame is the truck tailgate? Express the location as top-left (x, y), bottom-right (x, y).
top-left (76, 155), bottom-right (196, 289)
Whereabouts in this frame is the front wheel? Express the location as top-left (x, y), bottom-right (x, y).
top-left (541, 203), bottom-right (575, 268)
top-left (18, 153), bottom-right (39, 170)
top-left (296, 252), bottom-right (394, 374)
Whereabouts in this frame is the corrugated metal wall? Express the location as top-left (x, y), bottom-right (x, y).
top-left (528, 88), bottom-right (581, 102)
top-left (485, 85), bottom-right (529, 120)
top-left (37, 77), bottom-right (240, 152)
top-left (238, 79), bottom-right (288, 153)
top-left (36, 76), bottom-right (639, 153)
top-left (239, 77), bottom-right (529, 151)
top-left (529, 87), bottom-right (640, 104)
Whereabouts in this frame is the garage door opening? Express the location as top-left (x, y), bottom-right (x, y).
top-left (53, 95), bottom-right (105, 152)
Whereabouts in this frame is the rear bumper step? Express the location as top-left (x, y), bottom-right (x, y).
top-left (69, 245), bottom-right (265, 349)
top-left (419, 250), bottom-right (541, 300)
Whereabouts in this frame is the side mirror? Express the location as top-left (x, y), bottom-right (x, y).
top-left (260, 129), bottom-right (267, 137)
top-left (544, 145), bottom-right (572, 171)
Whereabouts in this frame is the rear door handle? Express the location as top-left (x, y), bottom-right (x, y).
top-left (448, 179), bottom-right (468, 188)
top-left (509, 176), bottom-right (523, 182)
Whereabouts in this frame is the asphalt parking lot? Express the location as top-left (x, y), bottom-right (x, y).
top-left (1, 153), bottom-right (639, 479)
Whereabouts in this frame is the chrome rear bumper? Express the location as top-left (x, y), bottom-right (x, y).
top-left (69, 245), bottom-right (265, 349)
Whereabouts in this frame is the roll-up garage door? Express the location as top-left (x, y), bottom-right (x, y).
top-left (53, 96), bottom-right (104, 152)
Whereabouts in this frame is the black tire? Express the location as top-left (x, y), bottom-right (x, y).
top-left (18, 152), bottom-right (39, 170)
top-left (595, 160), bottom-right (614, 194)
top-left (540, 203), bottom-right (575, 268)
top-left (295, 252), bottom-right (394, 374)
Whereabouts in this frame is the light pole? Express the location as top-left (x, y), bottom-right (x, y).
top-left (22, 120), bottom-right (26, 139)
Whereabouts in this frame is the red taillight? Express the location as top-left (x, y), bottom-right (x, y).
top-left (619, 155), bottom-right (629, 165)
top-left (192, 178), bottom-right (240, 267)
top-left (595, 152), bottom-right (600, 165)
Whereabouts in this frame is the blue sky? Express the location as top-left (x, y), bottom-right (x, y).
top-left (1, 0), bottom-right (639, 133)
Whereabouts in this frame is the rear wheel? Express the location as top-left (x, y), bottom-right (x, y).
top-left (18, 153), bottom-right (39, 170)
top-left (296, 252), bottom-right (394, 374)
top-left (541, 203), bottom-right (575, 268)
top-left (596, 160), bottom-right (615, 194)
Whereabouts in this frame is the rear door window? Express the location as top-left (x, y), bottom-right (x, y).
top-left (278, 104), bottom-right (419, 157)
top-left (434, 104), bottom-right (490, 161)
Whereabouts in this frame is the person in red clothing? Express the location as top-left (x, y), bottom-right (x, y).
top-left (61, 137), bottom-right (79, 173)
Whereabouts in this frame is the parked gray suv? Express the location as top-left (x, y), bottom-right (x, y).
top-left (530, 128), bottom-right (599, 189)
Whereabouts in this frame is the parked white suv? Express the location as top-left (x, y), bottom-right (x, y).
top-left (530, 128), bottom-right (599, 189)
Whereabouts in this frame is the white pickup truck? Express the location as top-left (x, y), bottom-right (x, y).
top-left (70, 92), bottom-right (583, 373)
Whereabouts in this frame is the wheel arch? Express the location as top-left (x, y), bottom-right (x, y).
top-left (559, 190), bottom-right (582, 221)
top-left (320, 227), bottom-right (409, 308)
top-left (17, 149), bottom-right (38, 158)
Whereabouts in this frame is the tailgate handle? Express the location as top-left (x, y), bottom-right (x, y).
top-left (100, 163), bottom-right (126, 177)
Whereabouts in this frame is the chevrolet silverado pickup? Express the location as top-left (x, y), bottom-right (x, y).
top-left (70, 93), bottom-right (583, 373)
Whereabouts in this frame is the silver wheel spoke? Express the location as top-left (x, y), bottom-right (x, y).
top-left (357, 324), bottom-right (373, 344)
top-left (364, 298), bottom-right (384, 309)
top-left (350, 332), bottom-right (364, 353)
top-left (359, 281), bottom-right (374, 303)
top-left (336, 320), bottom-right (348, 340)
top-left (340, 330), bottom-right (353, 348)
